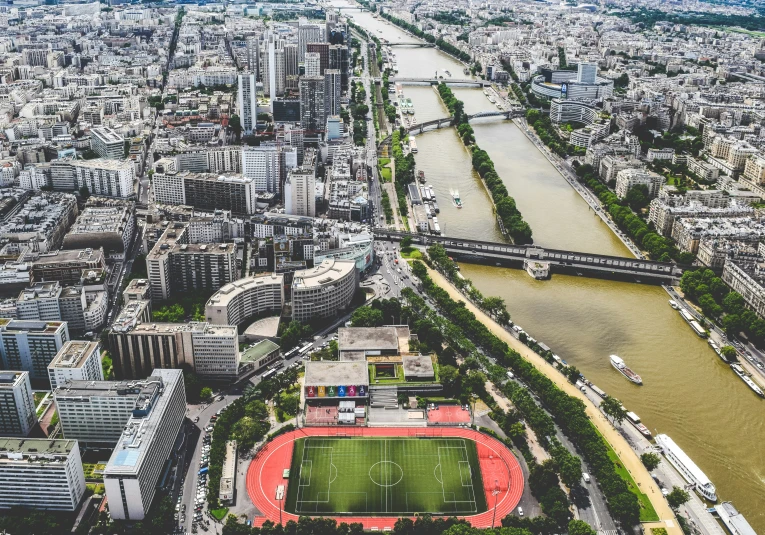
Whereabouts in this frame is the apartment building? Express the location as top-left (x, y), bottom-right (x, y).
top-left (0, 438), bottom-right (85, 511)
top-left (0, 371), bottom-right (37, 436)
top-left (153, 170), bottom-right (258, 214)
top-left (71, 159), bottom-right (135, 199)
top-left (90, 127), bottom-right (125, 159)
top-left (205, 273), bottom-right (285, 327)
top-left (291, 258), bottom-right (357, 323)
top-left (30, 247), bottom-right (106, 285)
top-left (241, 144), bottom-right (283, 194)
top-left (0, 319), bottom-right (69, 381)
top-left (104, 369), bottom-right (186, 520)
top-left (47, 341), bottom-right (103, 390)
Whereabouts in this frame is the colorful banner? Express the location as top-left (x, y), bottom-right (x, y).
top-left (306, 386), bottom-right (315, 398)
top-left (358, 385), bottom-right (366, 397)
top-left (348, 385), bottom-right (357, 397)
top-left (338, 386), bottom-right (346, 397)
top-left (318, 386), bottom-right (326, 397)
top-left (328, 385), bottom-right (336, 397)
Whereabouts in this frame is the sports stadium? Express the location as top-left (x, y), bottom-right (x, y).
top-left (245, 327), bottom-right (525, 529)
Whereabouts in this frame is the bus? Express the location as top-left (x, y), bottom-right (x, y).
top-left (283, 347), bottom-right (299, 359)
top-left (298, 343), bottom-right (313, 356)
top-left (261, 369), bottom-right (277, 380)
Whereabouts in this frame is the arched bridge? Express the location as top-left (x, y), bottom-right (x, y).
top-left (373, 230), bottom-right (683, 283)
top-left (379, 109), bottom-right (524, 146)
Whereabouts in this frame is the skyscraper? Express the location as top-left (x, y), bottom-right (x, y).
top-left (324, 69), bottom-right (342, 118)
top-left (237, 72), bottom-right (258, 135)
top-left (305, 52), bottom-right (322, 77)
top-left (285, 149), bottom-right (317, 217)
top-left (299, 76), bottom-right (326, 133)
top-left (242, 144), bottom-right (284, 193)
top-left (298, 24), bottom-right (324, 62)
top-left (263, 34), bottom-right (286, 100)
top-left (246, 34), bottom-right (260, 77)
top-left (306, 42), bottom-right (330, 74)
top-left (329, 44), bottom-right (350, 90)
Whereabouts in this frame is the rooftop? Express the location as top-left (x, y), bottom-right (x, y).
top-left (338, 326), bottom-right (400, 353)
top-left (304, 361), bottom-right (369, 387)
top-left (292, 258), bottom-right (355, 290)
top-left (0, 438), bottom-right (76, 457)
top-left (0, 371), bottom-right (25, 387)
top-left (48, 341), bottom-right (99, 370)
top-left (55, 377), bottom-right (158, 399)
top-left (402, 354), bottom-right (435, 379)
top-left (207, 273), bottom-right (283, 307)
top-left (240, 339), bottom-right (280, 363)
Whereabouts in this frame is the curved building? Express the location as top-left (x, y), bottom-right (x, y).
top-left (549, 99), bottom-right (610, 149)
top-left (205, 273), bottom-right (285, 327)
top-left (292, 258), bottom-right (357, 323)
top-left (531, 64), bottom-right (613, 102)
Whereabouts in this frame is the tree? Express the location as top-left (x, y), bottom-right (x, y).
top-left (666, 486), bottom-right (691, 509)
top-left (624, 184), bottom-right (650, 211)
top-left (600, 395), bottom-right (627, 425)
top-left (640, 452), bottom-right (661, 471)
top-left (720, 345), bottom-right (738, 361)
top-left (400, 236), bottom-right (413, 249)
top-left (568, 519), bottom-right (597, 535)
top-left (229, 114), bottom-right (242, 139)
top-left (200, 387), bottom-right (213, 401)
top-left (351, 306), bottom-right (384, 327)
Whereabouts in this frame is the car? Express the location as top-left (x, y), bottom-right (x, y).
top-left (193, 416), bottom-right (200, 423)
top-left (661, 488), bottom-right (669, 497)
top-left (582, 473), bottom-right (591, 483)
top-left (517, 507), bottom-right (524, 517)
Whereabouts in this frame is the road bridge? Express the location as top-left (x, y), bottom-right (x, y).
top-left (388, 42), bottom-right (435, 47)
top-left (390, 77), bottom-right (491, 87)
top-left (373, 230), bottom-right (683, 283)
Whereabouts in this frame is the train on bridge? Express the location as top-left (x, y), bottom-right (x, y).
top-left (373, 230), bottom-right (683, 283)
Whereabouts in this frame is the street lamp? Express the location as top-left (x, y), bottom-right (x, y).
top-left (491, 480), bottom-right (500, 528)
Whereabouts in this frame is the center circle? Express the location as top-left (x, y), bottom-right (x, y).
top-left (368, 461), bottom-right (404, 487)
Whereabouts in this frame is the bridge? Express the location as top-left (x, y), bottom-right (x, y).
top-left (373, 230), bottom-right (683, 283)
top-left (390, 77), bottom-right (491, 87)
top-left (379, 109), bottom-right (524, 146)
top-left (388, 42), bottom-right (436, 48)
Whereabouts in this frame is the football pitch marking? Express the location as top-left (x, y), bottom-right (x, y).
top-left (292, 437), bottom-right (481, 515)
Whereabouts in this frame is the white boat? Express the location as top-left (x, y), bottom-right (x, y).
top-left (708, 340), bottom-right (727, 362)
top-left (731, 364), bottom-right (765, 397)
top-left (668, 299), bottom-right (679, 310)
top-left (655, 434), bottom-right (717, 502)
top-left (450, 189), bottom-right (463, 208)
top-left (610, 355), bottom-right (642, 385)
top-left (626, 411), bottom-right (652, 438)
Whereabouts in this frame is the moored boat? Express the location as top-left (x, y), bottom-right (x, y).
top-left (655, 434), bottom-right (717, 501)
top-left (610, 354), bottom-right (642, 384)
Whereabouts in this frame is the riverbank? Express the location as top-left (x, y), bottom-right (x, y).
top-left (425, 265), bottom-right (681, 534)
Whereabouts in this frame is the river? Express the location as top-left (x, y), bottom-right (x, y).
top-left (337, 2), bottom-right (765, 530)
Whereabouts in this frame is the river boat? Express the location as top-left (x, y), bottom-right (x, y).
top-left (409, 138), bottom-right (418, 153)
top-left (708, 340), bottom-right (728, 362)
top-left (655, 434), bottom-right (717, 502)
top-left (689, 320), bottom-right (708, 338)
top-left (610, 355), bottom-right (642, 385)
top-left (450, 189), bottom-right (463, 208)
top-left (488, 95), bottom-right (496, 104)
top-left (418, 170), bottom-right (426, 183)
top-left (626, 411), bottom-right (652, 439)
top-left (713, 502), bottom-right (757, 535)
top-left (668, 299), bottom-right (679, 309)
top-left (731, 364), bottom-right (765, 397)
top-left (433, 201), bottom-right (440, 213)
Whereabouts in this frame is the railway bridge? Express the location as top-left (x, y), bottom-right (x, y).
top-left (373, 230), bottom-right (683, 283)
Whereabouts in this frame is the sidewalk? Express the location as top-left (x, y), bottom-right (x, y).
top-left (426, 266), bottom-right (681, 534)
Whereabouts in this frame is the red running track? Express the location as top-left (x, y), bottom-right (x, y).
top-left (246, 427), bottom-right (524, 530)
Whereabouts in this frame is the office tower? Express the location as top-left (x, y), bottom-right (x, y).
top-left (326, 10), bottom-right (339, 40)
top-left (104, 369), bottom-right (186, 520)
top-left (0, 320), bottom-right (69, 381)
top-left (0, 371), bottom-right (37, 437)
top-left (326, 115), bottom-right (342, 141)
top-left (307, 42), bottom-right (330, 74)
top-left (0, 438), bottom-right (85, 511)
top-left (325, 69), bottom-right (342, 118)
top-left (237, 72), bottom-right (258, 136)
top-left (299, 76), bottom-right (326, 133)
top-left (54, 378), bottom-right (152, 446)
top-left (263, 34), bottom-right (285, 99)
top-left (242, 144), bottom-right (284, 193)
top-left (246, 34), bottom-right (260, 76)
top-left (285, 149), bottom-right (317, 217)
top-left (298, 24), bottom-right (324, 62)
top-left (305, 52), bottom-right (321, 77)
top-left (577, 62), bottom-right (597, 84)
top-left (47, 341), bottom-right (103, 390)
top-left (329, 44), bottom-right (350, 89)
top-left (284, 43), bottom-right (299, 78)
top-left (90, 127), bottom-right (124, 159)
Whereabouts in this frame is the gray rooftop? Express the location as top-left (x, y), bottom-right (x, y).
top-left (304, 361), bottom-right (369, 387)
top-left (337, 326), bottom-right (401, 353)
top-left (402, 354), bottom-right (435, 379)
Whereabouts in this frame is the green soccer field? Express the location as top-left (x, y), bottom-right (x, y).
top-left (284, 437), bottom-right (488, 515)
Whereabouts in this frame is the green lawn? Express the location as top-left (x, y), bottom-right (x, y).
top-left (284, 437), bottom-right (487, 515)
top-left (380, 166), bottom-right (392, 182)
top-left (83, 463), bottom-right (107, 481)
top-left (400, 248), bottom-right (422, 260)
top-left (210, 507), bottom-right (229, 521)
top-left (596, 429), bottom-right (659, 522)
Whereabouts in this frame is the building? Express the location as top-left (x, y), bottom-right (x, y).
top-left (90, 127), bottom-right (125, 160)
top-left (47, 341), bottom-right (103, 390)
top-left (53, 377), bottom-right (158, 446)
top-left (303, 360), bottom-right (369, 399)
top-left (146, 224), bottom-right (236, 301)
top-left (239, 339), bottom-right (281, 373)
top-left (205, 273), bottom-right (285, 327)
top-left (241, 145), bottom-right (283, 194)
top-left (153, 170), bottom-right (258, 215)
top-left (219, 440), bottom-right (237, 503)
top-left (291, 258), bottom-right (357, 322)
top-left (614, 168), bottom-right (665, 199)
top-left (104, 369), bottom-right (186, 520)
top-left (285, 149), bottom-right (317, 217)
top-left (324, 69), bottom-right (342, 118)
top-left (530, 68), bottom-right (613, 101)
top-left (0, 371), bottom-right (37, 436)
top-left (15, 281), bottom-right (106, 333)
top-left (722, 258), bottom-right (765, 321)
top-left (237, 72), bottom-right (258, 136)
top-left (305, 52), bottom-right (322, 77)
top-left (109, 320), bottom-right (238, 380)
top-left (0, 319), bottom-right (69, 381)
top-left (71, 159), bottom-right (135, 199)
top-left (300, 76), bottom-right (326, 133)
top-left (62, 201), bottom-right (135, 258)
top-left (298, 24), bottom-right (324, 62)
top-left (0, 438), bottom-right (85, 511)
top-left (672, 217), bottom-right (765, 254)
top-left (30, 247), bottom-right (106, 285)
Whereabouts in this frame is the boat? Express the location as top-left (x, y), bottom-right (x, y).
top-left (409, 138), bottom-right (418, 153)
top-left (689, 320), bottom-right (707, 338)
top-left (417, 170), bottom-right (425, 183)
top-left (488, 96), bottom-right (496, 104)
top-left (626, 411), bottom-right (652, 439)
top-left (731, 364), bottom-right (765, 397)
top-left (668, 299), bottom-right (679, 310)
top-left (433, 201), bottom-right (440, 213)
top-left (451, 189), bottom-right (463, 208)
top-left (708, 340), bottom-right (728, 362)
top-left (713, 502), bottom-right (757, 535)
top-left (655, 434), bottom-right (717, 502)
top-left (610, 355), bottom-right (642, 385)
